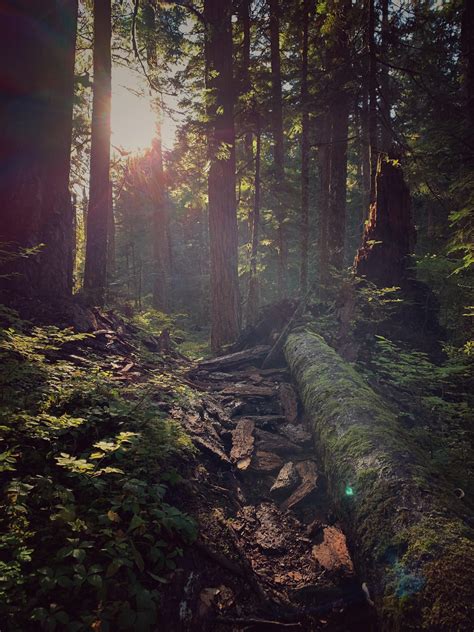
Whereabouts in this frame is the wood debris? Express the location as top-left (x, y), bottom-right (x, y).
top-left (270, 462), bottom-right (300, 500)
top-left (230, 419), bottom-right (255, 470)
top-left (197, 345), bottom-right (271, 372)
top-left (277, 424), bottom-right (312, 447)
top-left (255, 428), bottom-right (302, 456)
top-left (312, 526), bottom-right (354, 576)
top-left (279, 383), bottom-right (298, 424)
top-left (281, 460), bottom-right (318, 512)
top-left (218, 383), bottom-right (276, 398)
top-left (250, 450), bottom-right (284, 472)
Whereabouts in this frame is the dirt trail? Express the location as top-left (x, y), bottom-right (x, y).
top-left (162, 349), bottom-right (377, 631)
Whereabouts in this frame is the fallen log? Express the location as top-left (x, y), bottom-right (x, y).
top-left (198, 345), bottom-right (271, 372)
top-left (285, 331), bottom-right (474, 630)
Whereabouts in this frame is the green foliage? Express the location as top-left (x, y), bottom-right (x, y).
top-left (129, 308), bottom-right (210, 360)
top-left (0, 314), bottom-right (196, 630)
top-left (362, 334), bottom-right (474, 498)
top-left (416, 254), bottom-right (474, 344)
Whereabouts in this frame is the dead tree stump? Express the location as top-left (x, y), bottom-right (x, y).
top-left (354, 155), bottom-right (416, 287)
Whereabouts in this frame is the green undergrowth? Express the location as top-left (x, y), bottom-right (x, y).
top-left (360, 334), bottom-right (474, 504)
top-left (0, 307), bottom-right (197, 631)
top-left (126, 308), bottom-right (210, 360)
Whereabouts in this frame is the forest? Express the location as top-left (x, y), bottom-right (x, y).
top-left (0, 0), bottom-right (473, 630)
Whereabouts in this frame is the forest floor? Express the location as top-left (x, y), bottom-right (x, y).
top-left (0, 305), bottom-right (377, 630)
top-left (157, 344), bottom-right (378, 631)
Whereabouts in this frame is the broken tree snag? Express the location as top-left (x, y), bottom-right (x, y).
top-left (354, 155), bottom-right (416, 287)
top-left (285, 331), bottom-right (474, 630)
top-left (230, 419), bottom-right (255, 470)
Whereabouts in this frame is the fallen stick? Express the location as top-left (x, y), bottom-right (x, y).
top-left (215, 617), bottom-right (302, 628)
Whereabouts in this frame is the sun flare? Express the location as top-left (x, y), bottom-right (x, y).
top-left (111, 66), bottom-right (175, 153)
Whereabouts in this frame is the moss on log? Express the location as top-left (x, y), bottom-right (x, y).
top-left (285, 331), bottom-right (474, 631)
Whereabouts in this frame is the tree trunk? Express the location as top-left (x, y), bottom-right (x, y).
top-left (239, 0), bottom-right (251, 95)
top-left (379, 0), bottom-right (391, 152)
top-left (150, 135), bottom-right (169, 311)
top-left (326, 0), bottom-right (351, 271)
top-left (0, 0), bottom-right (78, 300)
top-left (367, 0), bottom-right (378, 203)
top-left (285, 331), bottom-right (474, 631)
top-left (360, 83), bottom-right (371, 220)
top-left (317, 113), bottom-right (331, 284)
top-left (107, 181), bottom-right (115, 281)
top-left (238, 0), bottom-right (253, 161)
top-left (462, 0), bottom-right (474, 127)
top-left (204, 0), bottom-right (240, 352)
top-left (246, 120), bottom-right (261, 326)
top-left (354, 155), bottom-right (416, 287)
top-left (83, 0), bottom-right (112, 306)
top-left (268, 0), bottom-right (287, 298)
top-left (300, 0), bottom-right (310, 294)
top-left (145, 0), bottom-right (169, 311)
top-left (327, 100), bottom-right (350, 270)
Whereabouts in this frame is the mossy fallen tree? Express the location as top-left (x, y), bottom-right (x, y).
top-left (285, 331), bottom-right (474, 631)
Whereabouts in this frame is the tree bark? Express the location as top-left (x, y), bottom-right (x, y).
top-left (354, 155), bottom-right (416, 287)
top-left (285, 331), bottom-right (474, 630)
top-left (0, 0), bottom-right (78, 300)
top-left (83, 0), bottom-right (112, 306)
top-left (462, 0), bottom-right (474, 127)
top-left (107, 181), bottom-right (115, 281)
top-left (145, 0), bottom-right (169, 311)
top-left (326, 0), bottom-right (351, 271)
top-left (379, 0), bottom-right (391, 152)
top-left (327, 102), bottom-right (350, 271)
top-left (300, 0), bottom-right (310, 294)
top-left (268, 0), bottom-right (287, 298)
top-left (238, 0), bottom-right (253, 156)
top-left (150, 135), bottom-right (169, 311)
top-left (246, 119), bottom-right (261, 326)
top-left (239, 0), bottom-right (251, 97)
top-left (204, 0), bottom-right (240, 352)
top-left (317, 113), bottom-right (331, 284)
top-left (360, 84), bottom-right (371, 222)
top-left (367, 0), bottom-right (378, 203)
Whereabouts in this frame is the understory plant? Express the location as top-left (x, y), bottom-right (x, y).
top-left (0, 312), bottom-right (197, 631)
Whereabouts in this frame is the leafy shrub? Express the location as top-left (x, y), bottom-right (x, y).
top-left (0, 315), bottom-right (196, 630)
top-left (361, 334), bottom-right (474, 500)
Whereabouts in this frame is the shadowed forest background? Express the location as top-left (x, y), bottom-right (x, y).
top-left (0, 0), bottom-right (473, 630)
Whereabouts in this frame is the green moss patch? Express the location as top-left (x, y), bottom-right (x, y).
top-left (285, 331), bottom-right (474, 630)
